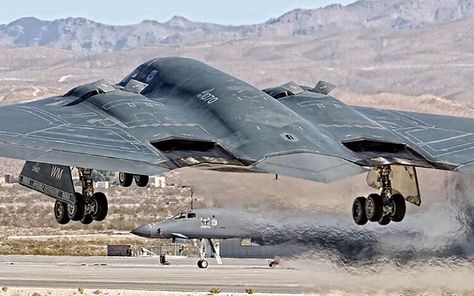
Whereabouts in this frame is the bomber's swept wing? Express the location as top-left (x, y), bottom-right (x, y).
top-left (0, 95), bottom-right (168, 176)
top-left (353, 107), bottom-right (474, 173)
top-left (276, 91), bottom-right (474, 174)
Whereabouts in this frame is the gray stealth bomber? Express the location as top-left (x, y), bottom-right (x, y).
top-left (1, 57), bottom-right (474, 226)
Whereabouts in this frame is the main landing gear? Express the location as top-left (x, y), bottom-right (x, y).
top-left (54, 168), bottom-right (108, 225)
top-left (352, 166), bottom-right (407, 226)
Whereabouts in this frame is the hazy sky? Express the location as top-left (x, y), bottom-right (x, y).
top-left (0, 0), bottom-right (355, 25)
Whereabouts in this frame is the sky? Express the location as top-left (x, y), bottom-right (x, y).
top-left (0, 0), bottom-right (355, 25)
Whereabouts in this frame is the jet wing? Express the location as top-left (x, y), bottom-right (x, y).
top-left (353, 107), bottom-right (474, 172)
top-left (0, 101), bottom-right (168, 176)
top-left (277, 91), bottom-right (474, 173)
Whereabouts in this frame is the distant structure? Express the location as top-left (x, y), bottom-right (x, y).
top-left (4, 174), bottom-right (17, 184)
top-left (149, 176), bottom-right (166, 188)
top-left (0, 176), bottom-right (5, 186)
top-left (94, 181), bottom-right (110, 190)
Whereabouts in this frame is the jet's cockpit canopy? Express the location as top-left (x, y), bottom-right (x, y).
top-left (172, 212), bottom-right (197, 219)
top-left (118, 62), bottom-right (160, 94)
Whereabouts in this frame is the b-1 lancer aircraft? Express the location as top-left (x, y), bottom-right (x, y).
top-left (1, 57), bottom-right (474, 226)
top-left (132, 208), bottom-right (277, 268)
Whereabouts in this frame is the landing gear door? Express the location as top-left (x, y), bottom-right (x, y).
top-left (366, 165), bottom-right (421, 206)
top-left (19, 161), bottom-right (76, 204)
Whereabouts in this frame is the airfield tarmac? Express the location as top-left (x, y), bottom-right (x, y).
top-left (1, 255), bottom-right (474, 295)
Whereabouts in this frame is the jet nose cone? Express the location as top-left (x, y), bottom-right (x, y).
top-left (131, 224), bottom-right (152, 238)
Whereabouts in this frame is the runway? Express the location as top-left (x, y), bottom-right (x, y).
top-left (0, 255), bottom-right (312, 294)
top-left (1, 255), bottom-right (474, 294)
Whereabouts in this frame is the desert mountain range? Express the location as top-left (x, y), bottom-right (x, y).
top-left (1, 0), bottom-right (474, 53)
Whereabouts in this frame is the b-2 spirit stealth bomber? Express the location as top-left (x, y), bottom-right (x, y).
top-left (1, 57), bottom-right (474, 226)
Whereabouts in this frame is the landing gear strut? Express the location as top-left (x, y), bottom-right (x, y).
top-left (352, 165), bottom-right (407, 226)
top-left (57, 168), bottom-right (109, 225)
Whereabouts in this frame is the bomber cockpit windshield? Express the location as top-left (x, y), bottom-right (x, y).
top-left (118, 59), bottom-right (160, 94)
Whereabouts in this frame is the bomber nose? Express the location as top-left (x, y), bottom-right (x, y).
top-left (131, 224), bottom-right (152, 238)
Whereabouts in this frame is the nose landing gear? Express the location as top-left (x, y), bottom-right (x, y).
top-left (195, 238), bottom-right (222, 269)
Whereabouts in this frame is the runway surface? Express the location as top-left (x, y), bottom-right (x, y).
top-left (1, 255), bottom-right (474, 294)
top-left (0, 255), bottom-right (312, 293)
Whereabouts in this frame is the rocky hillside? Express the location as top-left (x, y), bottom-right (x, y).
top-left (1, 0), bottom-right (474, 53)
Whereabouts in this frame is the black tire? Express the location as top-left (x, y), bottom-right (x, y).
top-left (91, 192), bottom-right (108, 221)
top-left (197, 259), bottom-right (208, 269)
top-left (366, 193), bottom-right (383, 222)
top-left (54, 200), bottom-right (70, 224)
top-left (134, 175), bottom-right (149, 187)
top-left (390, 193), bottom-right (406, 222)
top-left (80, 214), bottom-right (93, 225)
top-left (67, 192), bottom-right (85, 221)
top-left (119, 172), bottom-right (133, 187)
top-left (352, 196), bottom-right (368, 225)
top-left (378, 215), bottom-right (391, 225)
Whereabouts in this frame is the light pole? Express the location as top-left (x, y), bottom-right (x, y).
top-left (181, 185), bottom-right (194, 210)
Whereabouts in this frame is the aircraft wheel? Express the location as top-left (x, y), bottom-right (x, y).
top-left (366, 193), bottom-right (383, 222)
top-left (81, 214), bottom-right (93, 225)
top-left (390, 194), bottom-right (406, 222)
top-left (352, 196), bottom-right (368, 225)
top-left (67, 192), bottom-right (85, 221)
top-left (119, 172), bottom-right (133, 187)
top-left (91, 192), bottom-right (108, 221)
top-left (54, 200), bottom-right (70, 224)
top-left (197, 259), bottom-right (208, 269)
top-left (378, 215), bottom-right (391, 225)
top-left (134, 175), bottom-right (149, 187)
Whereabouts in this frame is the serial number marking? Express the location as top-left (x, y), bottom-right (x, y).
top-left (197, 88), bottom-right (219, 104)
top-left (19, 176), bottom-right (74, 202)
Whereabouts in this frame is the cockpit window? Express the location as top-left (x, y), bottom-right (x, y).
top-left (119, 64), bottom-right (159, 89)
top-left (145, 70), bottom-right (158, 83)
top-left (172, 213), bottom-right (186, 219)
top-left (171, 212), bottom-right (197, 219)
top-left (119, 66), bottom-right (143, 87)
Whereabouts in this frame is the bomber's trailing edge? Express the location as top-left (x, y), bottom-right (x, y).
top-left (1, 57), bottom-right (474, 226)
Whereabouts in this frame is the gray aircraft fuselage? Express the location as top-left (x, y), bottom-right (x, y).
top-left (132, 208), bottom-right (260, 240)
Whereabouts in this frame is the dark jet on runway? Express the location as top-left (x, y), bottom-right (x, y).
top-left (131, 208), bottom-right (289, 268)
top-left (1, 57), bottom-right (474, 226)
